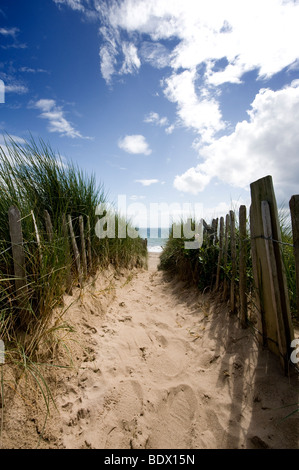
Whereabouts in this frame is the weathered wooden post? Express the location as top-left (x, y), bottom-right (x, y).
top-left (86, 215), bottom-right (92, 273)
top-left (62, 214), bottom-right (73, 295)
top-left (261, 200), bottom-right (290, 371)
top-left (222, 214), bottom-right (230, 301)
top-left (230, 210), bottom-right (236, 314)
top-left (250, 205), bottom-right (265, 345)
top-left (8, 206), bottom-right (28, 325)
top-left (203, 219), bottom-right (213, 245)
top-left (289, 195), bottom-right (299, 322)
top-left (215, 216), bottom-right (224, 291)
top-left (250, 175), bottom-right (294, 373)
top-left (212, 218), bottom-right (219, 245)
top-left (68, 215), bottom-right (82, 287)
top-left (239, 205), bottom-right (247, 328)
top-left (79, 215), bottom-right (87, 278)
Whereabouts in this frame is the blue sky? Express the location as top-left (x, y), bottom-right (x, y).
top-left (1, 0), bottom-right (299, 227)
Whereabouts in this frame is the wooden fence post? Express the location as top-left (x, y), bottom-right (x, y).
top-left (249, 204), bottom-right (266, 346)
top-left (212, 218), bottom-right (218, 245)
top-left (203, 219), bottom-right (213, 245)
top-left (215, 216), bottom-right (224, 291)
top-left (289, 195), bottom-right (299, 321)
top-left (230, 210), bottom-right (236, 314)
top-left (261, 201), bottom-right (290, 371)
top-left (87, 215), bottom-right (92, 273)
top-left (250, 175), bottom-right (294, 373)
top-left (62, 214), bottom-right (73, 295)
top-left (68, 215), bottom-right (82, 287)
top-left (239, 205), bottom-right (247, 328)
top-left (79, 215), bottom-right (87, 278)
top-left (44, 210), bottom-right (53, 242)
top-left (8, 206), bottom-right (28, 325)
top-left (222, 214), bottom-right (230, 301)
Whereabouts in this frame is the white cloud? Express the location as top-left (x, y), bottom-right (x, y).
top-left (19, 66), bottom-right (48, 74)
top-left (99, 44), bottom-right (117, 84)
top-left (0, 27), bottom-right (19, 38)
top-left (120, 42), bottom-right (141, 75)
top-left (0, 26), bottom-right (26, 49)
top-left (54, 0), bottom-right (299, 197)
top-left (174, 81), bottom-right (299, 198)
top-left (55, 0), bottom-right (299, 90)
top-left (95, 0), bottom-right (299, 81)
top-left (163, 69), bottom-right (225, 143)
top-left (33, 99), bottom-right (89, 139)
top-left (118, 134), bottom-right (152, 155)
top-left (0, 71), bottom-right (29, 95)
top-left (139, 41), bottom-right (170, 69)
top-left (135, 179), bottom-right (159, 186)
top-left (144, 111), bottom-right (168, 127)
top-left (92, 0), bottom-right (299, 141)
top-left (174, 167), bottom-right (211, 195)
top-left (0, 134), bottom-right (26, 147)
top-left (53, 0), bottom-right (85, 12)
top-left (5, 84), bottom-right (28, 94)
top-left (165, 124), bottom-right (175, 135)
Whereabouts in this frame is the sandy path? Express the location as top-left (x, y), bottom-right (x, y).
top-left (52, 253), bottom-right (298, 450)
top-left (2, 253), bottom-right (298, 449)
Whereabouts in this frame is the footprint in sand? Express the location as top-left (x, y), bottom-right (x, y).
top-left (102, 380), bottom-right (145, 448)
top-left (147, 384), bottom-right (198, 449)
top-left (146, 338), bottom-right (188, 379)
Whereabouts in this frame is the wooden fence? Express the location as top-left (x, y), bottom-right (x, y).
top-left (7, 208), bottom-right (92, 300)
top-left (204, 175), bottom-right (298, 374)
top-left (4, 175), bottom-right (299, 373)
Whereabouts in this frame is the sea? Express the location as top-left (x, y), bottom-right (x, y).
top-left (138, 227), bottom-right (170, 253)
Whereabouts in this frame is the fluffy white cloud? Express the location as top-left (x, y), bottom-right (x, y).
top-left (94, 0), bottom-right (299, 82)
top-left (135, 179), bottom-right (159, 186)
top-left (174, 167), bottom-right (211, 195)
top-left (53, 0), bottom-right (299, 198)
top-left (163, 69), bottom-right (225, 143)
top-left (33, 99), bottom-right (88, 139)
top-left (120, 42), bottom-right (141, 75)
top-left (54, 0), bottom-right (299, 140)
top-left (174, 81), bottom-right (299, 198)
top-left (118, 134), bottom-right (152, 155)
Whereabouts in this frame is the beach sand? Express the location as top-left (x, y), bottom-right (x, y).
top-left (1, 252), bottom-right (298, 449)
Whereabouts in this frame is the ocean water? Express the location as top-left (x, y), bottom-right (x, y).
top-left (138, 227), bottom-right (169, 253)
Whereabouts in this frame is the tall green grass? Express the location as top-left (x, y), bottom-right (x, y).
top-left (0, 135), bottom-right (147, 441)
top-left (159, 219), bottom-right (220, 290)
top-left (0, 135), bottom-right (147, 361)
top-left (279, 208), bottom-right (297, 322)
top-left (159, 212), bottom-right (297, 322)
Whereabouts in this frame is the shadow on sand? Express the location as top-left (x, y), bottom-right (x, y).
top-left (160, 270), bottom-right (299, 449)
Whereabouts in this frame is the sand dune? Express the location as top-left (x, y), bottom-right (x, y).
top-left (1, 253), bottom-right (298, 449)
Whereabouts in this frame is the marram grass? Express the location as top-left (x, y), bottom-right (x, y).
top-left (0, 134), bottom-right (147, 361)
